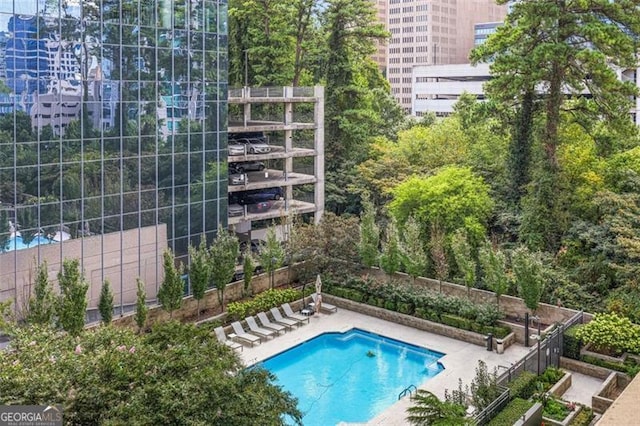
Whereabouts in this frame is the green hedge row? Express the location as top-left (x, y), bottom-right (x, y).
top-left (226, 288), bottom-right (300, 321)
top-left (507, 371), bottom-right (538, 399)
top-left (328, 280), bottom-right (511, 338)
top-left (563, 325), bottom-right (583, 360)
top-left (487, 398), bottom-right (535, 426)
top-left (325, 275), bottom-right (504, 327)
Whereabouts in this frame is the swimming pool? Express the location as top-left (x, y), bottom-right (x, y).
top-left (260, 328), bottom-right (445, 426)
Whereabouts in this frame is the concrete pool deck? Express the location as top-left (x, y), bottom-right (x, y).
top-left (237, 307), bottom-right (531, 426)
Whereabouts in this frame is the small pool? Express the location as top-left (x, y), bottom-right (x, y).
top-left (259, 328), bottom-right (445, 426)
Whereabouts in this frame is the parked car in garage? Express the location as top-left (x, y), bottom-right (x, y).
top-left (230, 161), bottom-right (265, 173)
top-left (247, 200), bottom-right (273, 213)
top-left (229, 132), bottom-right (271, 154)
top-left (237, 187), bottom-right (283, 204)
top-left (229, 172), bottom-right (245, 185)
top-left (228, 203), bottom-right (244, 217)
top-left (228, 143), bottom-right (246, 156)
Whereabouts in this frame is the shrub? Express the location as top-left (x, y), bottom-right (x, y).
top-left (575, 312), bottom-right (640, 355)
top-left (397, 302), bottom-right (414, 315)
top-left (563, 325), bottom-right (583, 360)
top-left (487, 398), bottom-right (534, 426)
top-left (507, 371), bottom-right (538, 399)
top-left (542, 397), bottom-right (571, 421)
top-left (226, 288), bottom-right (300, 321)
top-left (569, 406), bottom-right (593, 426)
top-left (539, 367), bottom-right (565, 389)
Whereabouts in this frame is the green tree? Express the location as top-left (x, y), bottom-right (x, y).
top-left (27, 261), bottom-right (55, 326)
top-left (188, 237), bottom-right (211, 320)
top-left (389, 167), bottom-right (494, 241)
top-left (512, 246), bottom-right (545, 315)
top-left (379, 217), bottom-right (401, 279)
top-left (158, 250), bottom-right (184, 319)
top-left (0, 322), bottom-right (302, 425)
top-left (56, 259), bottom-right (89, 335)
top-left (242, 249), bottom-right (256, 297)
top-left (406, 390), bottom-right (471, 426)
top-left (430, 222), bottom-right (450, 293)
top-left (479, 242), bottom-right (509, 308)
top-left (98, 279), bottom-right (114, 325)
top-left (358, 192), bottom-right (380, 269)
top-left (210, 225), bottom-right (240, 309)
top-left (134, 278), bottom-right (148, 334)
top-left (450, 229), bottom-right (476, 298)
top-left (401, 216), bottom-right (428, 283)
top-left (469, 360), bottom-right (500, 411)
top-left (259, 226), bottom-right (286, 290)
top-left (472, 0), bottom-right (640, 250)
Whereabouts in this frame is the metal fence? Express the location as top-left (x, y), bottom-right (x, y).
top-left (474, 310), bottom-right (584, 425)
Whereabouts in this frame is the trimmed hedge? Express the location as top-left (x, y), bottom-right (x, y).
top-left (563, 325), bottom-right (583, 360)
top-left (487, 398), bottom-right (534, 426)
top-left (226, 288), bottom-right (300, 321)
top-left (507, 371), bottom-right (538, 399)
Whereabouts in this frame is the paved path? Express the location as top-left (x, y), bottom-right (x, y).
top-left (237, 307), bottom-right (530, 426)
top-left (561, 371), bottom-right (604, 407)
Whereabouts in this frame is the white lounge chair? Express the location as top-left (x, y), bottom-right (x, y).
top-left (270, 307), bottom-right (302, 328)
top-left (214, 326), bottom-right (243, 352)
top-left (282, 303), bottom-right (310, 324)
top-left (231, 321), bottom-right (261, 346)
top-left (245, 316), bottom-right (276, 340)
top-left (257, 312), bottom-right (287, 334)
top-left (311, 293), bottom-right (338, 313)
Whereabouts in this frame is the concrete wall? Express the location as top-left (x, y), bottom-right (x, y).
top-left (514, 402), bottom-right (543, 426)
top-left (0, 225), bottom-right (166, 316)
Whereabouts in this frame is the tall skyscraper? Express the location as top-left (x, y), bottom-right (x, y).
top-left (386, 0), bottom-right (507, 112)
top-left (0, 0), bottom-right (228, 317)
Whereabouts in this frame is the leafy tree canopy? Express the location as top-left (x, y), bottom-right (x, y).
top-left (0, 322), bottom-right (302, 425)
top-left (389, 167), bottom-right (494, 241)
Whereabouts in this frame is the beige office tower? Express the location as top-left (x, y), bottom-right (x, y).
top-left (386, 0), bottom-right (507, 112)
top-left (372, 0), bottom-right (388, 73)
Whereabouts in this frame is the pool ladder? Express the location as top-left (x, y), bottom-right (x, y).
top-left (398, 384), bottom-right (417, 400)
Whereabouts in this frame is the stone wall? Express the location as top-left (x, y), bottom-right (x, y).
top-left (560, 357), bottom-right (613, 380)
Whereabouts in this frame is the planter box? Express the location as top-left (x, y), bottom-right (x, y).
top-left (542, 404), bottom-right (583, 426)
top-left (592, 371), bottom-right (632, 414)
top-left (514, 402), bottom-right (543, 426)
top-left (548, 371), bottom-right (572, 398)
top-left (581, 343), bottom-right (626, 364)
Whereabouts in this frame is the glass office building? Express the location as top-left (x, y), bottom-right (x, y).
top-left (0, 0), bottom-right (228, 314)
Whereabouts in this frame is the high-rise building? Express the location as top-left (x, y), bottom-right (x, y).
top-left (371, 0), bottom-right (388, 74)
top-left (0, 0), bottom-right (229, 319)
top-left (386, 0), bottom-right (507, 112)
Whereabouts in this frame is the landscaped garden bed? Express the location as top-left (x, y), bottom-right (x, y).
top-left (322, 274), bottom-right (512, 348)
top-left (563, 313), bottom-right (640, 378)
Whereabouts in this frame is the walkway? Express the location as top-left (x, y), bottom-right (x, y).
top-left (237, 307), bottom-right (530, 426)
top-left (561, 371), bottom-right (604, 407)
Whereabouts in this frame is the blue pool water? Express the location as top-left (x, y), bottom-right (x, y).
top-left (260, 328), bottom-right (445, 426)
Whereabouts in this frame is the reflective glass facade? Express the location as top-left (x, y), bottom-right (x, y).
top-left (0, 0), bottom-right (228, 309)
